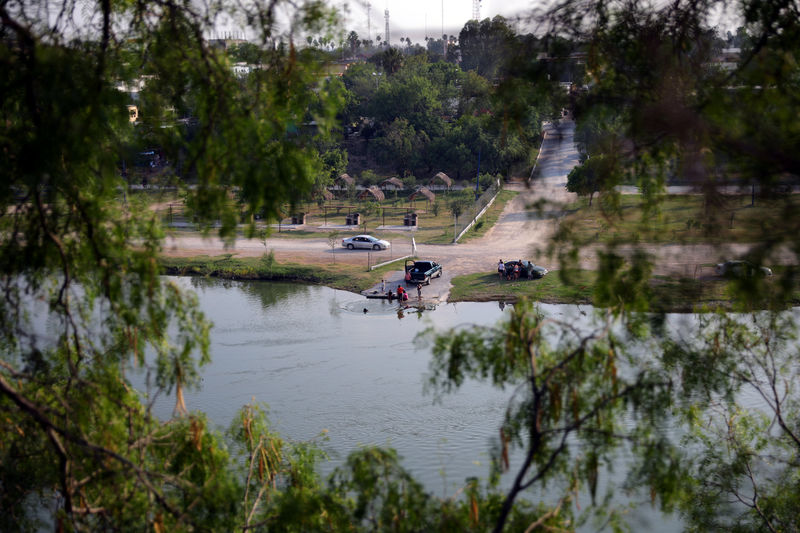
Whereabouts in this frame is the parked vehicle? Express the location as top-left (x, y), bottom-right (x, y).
top-left (714, 260), bottom-right (772, 277)
top-left (404, 259), bottom-right (443, 285)
top-left (503, 260), bottom-right (548, 280)
top-left (342, 235), bottom-right (390, 250)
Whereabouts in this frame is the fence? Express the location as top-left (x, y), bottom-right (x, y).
top-left (452, 181), bottom-right (502, 243)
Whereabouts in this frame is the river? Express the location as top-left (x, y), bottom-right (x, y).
top-left (139, 277), bottom-right (684, 531)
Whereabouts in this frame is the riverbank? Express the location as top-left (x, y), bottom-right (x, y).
top-left (159, 255), bottom-right (798, 312)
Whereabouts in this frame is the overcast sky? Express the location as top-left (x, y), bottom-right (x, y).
top-left (335, 0), bottom-right (538, 45)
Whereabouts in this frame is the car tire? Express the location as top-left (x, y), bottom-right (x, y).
top-left (347, 244), bottom-right (354, 250)
top-left (437, 269), bottom-right (443, 278)
top-left (373, 244), bottom-right (380, 250)
top-left (425, 275), bottom-right (431, 285)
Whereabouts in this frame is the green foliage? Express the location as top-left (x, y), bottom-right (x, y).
top-left (458, 16), bottom-right (517, 80)
top-left (422, 299), bottom-right (680, 531)
top-left (260, 249), bottom-right (276, 270)
top-left (6, 0), bottom-right (800, 530)
top-left (227, 42), bottom-right (263, 64)
top-left (448, 189), bottom-right (474, 223)
top-left (543, 0), bottom-right (800, 530)
top-left (373, 118), bottom-right (430, 175)
top-left (0, 0), bottom-right (342, 529)
top-left (369, 47), bottom-right (405, 76)
top-left (359, 169), bottom-right (381, 186)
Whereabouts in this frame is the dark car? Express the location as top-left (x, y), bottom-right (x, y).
top-left (405, 260), bottom-right (443, 285)
top-left (504, 260), bottom-right (548, 280)
top-left (714, 260), bottom-right (772, 278)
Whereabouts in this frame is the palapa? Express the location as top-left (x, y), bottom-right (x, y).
top-left (380, 177), bottom-right (404, 190)
top-left (430, 172), bottom-right (452, 188)
top-left (408, 186), bottom-right (435, 202)
top-left (334, 173), bottom-right (355, 187)
top-left (358, 185), bottom-right (385, 201)
top-left (317, 188), bottom-right (334, 201)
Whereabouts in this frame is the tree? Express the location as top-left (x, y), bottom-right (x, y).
top-left (227, 42), bottom-right (262, 64)
top-left (370, 46), bottom-right (405, 75)
top-left (369, 73), bottom-right (443, 134)
top-left (312, 145), bottom-right (348, 202)
top-left (512, 0), bottom-right (800, 531)
top-left (372, 118), bottom-right (430, 175)
top-left (0, 0), bottom-right (343, 529)
top-left (347, 30), bottom-right (361, 57)
top-left (6, 0), bottom-right (800, 530)
top-left (565, 154), bottom-right (620, 206)
top-left (327, 231), bottom-right (340, 263)
top-left (424, 298), bottom-right (676, 532)
top-left (457, 16), bottom-right (517, 79)
top-left (448, 189), bottom-right (474, 226)
top-left (341, 61), bottom-right (382, 126)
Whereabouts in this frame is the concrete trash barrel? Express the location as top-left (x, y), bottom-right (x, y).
top-left (403, 212), bottom-right (418, 226)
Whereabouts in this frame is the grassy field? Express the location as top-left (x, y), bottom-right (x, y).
top-left (159, 254), bottom-right (388, 293)
top-left (563, 193), bottom-right (799, 244)
top-left (147, 188), bottom-right (517, 245)
top-left (448, 270), bottom-right (596, 304)
top-left (449, 268), bottom-right (799, 311)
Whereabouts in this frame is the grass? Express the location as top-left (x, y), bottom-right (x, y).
top-left (563, 193), bottom-right (800, 244)
top-left (154, 188), bottom-right (517, 245)
top-left (159, 254), bottom-right (384, 293)
top-left (448, 267), bottom-right (800, 311)
top-left (425, 189), bottom-right (518, 244)
top-left (449, 270), bottom-right (595, 303)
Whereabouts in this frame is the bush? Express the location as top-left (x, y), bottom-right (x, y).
top-left (260, 249), bottom-right (276, 271)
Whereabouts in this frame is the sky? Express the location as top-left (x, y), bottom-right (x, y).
top-left (334, 0), bottom-right (538, 45)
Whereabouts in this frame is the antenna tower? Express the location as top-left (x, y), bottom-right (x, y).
top-left (367, 2), bottom-right (371, 42)
top-left (472, 0), bottom-right (481, 21)
top-left (384, 9), bottom-right (390, 46)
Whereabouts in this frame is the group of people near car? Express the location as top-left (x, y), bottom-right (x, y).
top-left (498, 259), bottom-right (523, 281)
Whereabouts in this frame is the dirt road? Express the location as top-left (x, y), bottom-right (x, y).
top-left (162, 120), bottom-right (773, 299)
top-left (163, 122), bottom-right (578, 272)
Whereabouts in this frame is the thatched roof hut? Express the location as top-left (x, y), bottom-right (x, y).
top-left (334, 173), bottom-right (355, 187)
top-left (408, 186), bottom-right (435, 203)
top-left (380, 177), bottom-right (404, 190)
top-left (430, 172), bottom-right (452, 188)
top-left (358, 185), bottom-right (385, 202)
top-left (317, 188), bottom-right (334, 201)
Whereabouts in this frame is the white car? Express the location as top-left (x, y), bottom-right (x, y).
top-left (342, 235), bottom-right (390, 250)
